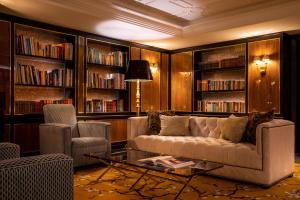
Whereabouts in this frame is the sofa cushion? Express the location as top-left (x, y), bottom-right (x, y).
top-left (72, 137), bottom-right (107, 149)
top-left (159, 115), bottom-right (190, 136)
top-left (189, 117), bottom-right (227, 138)
top-left (132, 135), bottom-right (261, 169)
top-left (221, 115), bottom-right (248, 143)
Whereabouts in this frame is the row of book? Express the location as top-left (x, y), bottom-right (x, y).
top-left (87, 72), bottom-right (126, 89)
top-left (15, 64), bottom-right (73, 87)
top-left (196, 80), bottom-right (245, 91)
top-left (16, 34), bottom-right (73, 60)
top-left (86, 99), bottom-right (124, 113)
top-left (200, 56), bottom-right (245, 71)
top-left (15, 99), bottom-right (72, 114)
top-left (87, 47), bottom-right (127, 67)
top-left (197, 101), bottom-right (245, 113)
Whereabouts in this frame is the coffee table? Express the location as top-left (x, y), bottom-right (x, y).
top-left (85, 148), bottom-right (223, 199)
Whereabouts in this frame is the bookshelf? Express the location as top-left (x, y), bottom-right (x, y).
top-left (14, 24), bottom-right (76, 115)
top-left (85, 38), bottom-right (129, 113)
top-left (193, 44), bottom-right (247, 113)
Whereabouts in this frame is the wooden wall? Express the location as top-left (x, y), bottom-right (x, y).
top-left (171, 52), bottom-right (193, 112)
top-left (141, 49), bottom-right (160, 111)
top-left (101, 119), bottom-right (127, 142)
top-left (161, 53), bottom-right (169, 110)
top-left (77, 36), bottom-right (85, 113)
top-left (0, 20), bottom-right (10, 114)
top-left (130, 47), bottom-right (167, 112)
top-left (248, 38), bottom-right (280, 113)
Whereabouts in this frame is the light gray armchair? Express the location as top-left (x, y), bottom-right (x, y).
top-left (39, 104), bottom-right (111, 167)
top-left (0, 143), bottom-right (73, 200)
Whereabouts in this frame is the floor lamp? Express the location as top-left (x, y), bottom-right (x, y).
top-left (125, 60), bottom-right (153, 116)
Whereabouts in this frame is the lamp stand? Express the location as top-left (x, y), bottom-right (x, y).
top-left (136, 80), bottom-right (141, 116)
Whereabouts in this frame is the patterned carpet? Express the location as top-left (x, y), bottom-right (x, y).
top-left (74, 163), bottom-right (300, 200)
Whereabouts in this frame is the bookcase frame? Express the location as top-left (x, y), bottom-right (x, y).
top-left (83, 37), bottom-right (130, 114)
top-left (13, 23), bottom-right (77, 116)
top-left (193, 43), bottom-right (248, 114)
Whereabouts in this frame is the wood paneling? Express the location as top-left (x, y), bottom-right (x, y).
top-left (101, 119), bottom-right (127, 142)
top-left (141, 49), bottom-right (160, 111)
top-left (171, 52), bottom-right (193, 111)
top-left (130, 47), bottom-right (141, 112)
top-left (248, 38), bottom-right (280, 113)
top-left (161, 53), bottom-right (169, 110)
top-left (0, 21), bottom-right (10, 114)
top-left (14, 123), bottom-right (40, 153)
top-left (77, 36), bottom-right (85, 113)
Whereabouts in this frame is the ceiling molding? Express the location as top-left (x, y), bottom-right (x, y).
top-left (42, 0), bottom-right (182, 36)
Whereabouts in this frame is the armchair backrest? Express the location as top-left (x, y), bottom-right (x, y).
top-left (43, 104), bottom-right (77, 125)
top-left (43, 104), bottom-right (79, 137)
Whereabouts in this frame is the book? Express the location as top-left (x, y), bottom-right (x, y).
top-left (138, 156), bottom-right (195, 169)
top-left (87, 71), bottom-right (126, 89)
top-left (16, 34), bottom-right (73, 60)
top-left (197, 100), bottom-right (245, 113)
top-left (196, 80), bottom-right (245, 91)
top-left (86, 99), bottom-right (124, 113)
top-left (87, 47), bottom-right (127, 67)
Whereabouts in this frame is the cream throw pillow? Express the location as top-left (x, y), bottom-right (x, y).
top-left (159, 115), bottom-right (190, 136)
top-left (221, 115), bottom-right (248, 143)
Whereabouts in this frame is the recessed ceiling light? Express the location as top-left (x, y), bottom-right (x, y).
top-left (96, 20), bottom-right (173, 41)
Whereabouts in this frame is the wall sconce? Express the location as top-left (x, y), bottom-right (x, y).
top-left (254, 55), bottom-right (271, 76)
top-left (180, 72), bottom-right (191, 79)
top-left (150, 63), bottom-right (158, 73)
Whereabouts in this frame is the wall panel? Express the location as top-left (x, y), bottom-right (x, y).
top-left (171, 52), bottom-right (193, 111)
top-left (161, 53), bottom-right (169, 110)
top-left (248, 38), bottom-right (280, 113)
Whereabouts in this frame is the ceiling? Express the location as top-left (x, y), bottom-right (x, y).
top-left (1, 0), bottom-right (300, 50)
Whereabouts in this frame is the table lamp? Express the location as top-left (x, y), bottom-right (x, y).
top-left (125, 60), bottom-right (153, 116)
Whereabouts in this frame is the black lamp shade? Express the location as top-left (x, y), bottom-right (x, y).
top-left (125, 60), bottom-right (153, 82)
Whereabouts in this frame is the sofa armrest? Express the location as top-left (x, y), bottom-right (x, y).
top-left (127, 116), bottom-right (148, 140)
top-left (256, 119), bottom-right (295, 184)
top-left (77, 121), bottom-right (111, 154)
top-left (39, 123), bottom-right (72, 156)
top-left (0, 143), bottom-right (20, 161)
top-left (0, 154), bottom-right (73, 200)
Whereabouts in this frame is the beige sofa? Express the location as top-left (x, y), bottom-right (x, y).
top-left (127, 116), bottom-right (295, 187)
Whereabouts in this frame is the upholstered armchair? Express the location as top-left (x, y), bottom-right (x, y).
top-left (39, 104), bottom-right (111, 167)
top-left (0, 142), bottom-right (73, 200)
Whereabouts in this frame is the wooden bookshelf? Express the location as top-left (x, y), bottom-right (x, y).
top-left (85, 38), bottom-right (129, 113)
top-left (14, 24), bottom-right (76, 115)
top-left (193, 44), bottom-right (247, 113)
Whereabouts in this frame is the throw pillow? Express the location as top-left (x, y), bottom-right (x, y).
top-left (146, 112), bottom-right (161, 135)
top-left (146, 111), bottom-right (176, 135)
top-left (159, 115), bottom-right (190, 136)
top-left (241, 110), bottom-right (274, 144)
top-left (221, 115), bottom-right (248, 143)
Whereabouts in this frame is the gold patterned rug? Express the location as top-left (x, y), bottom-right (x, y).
top-left (74, 163), bottom-right (300, 200)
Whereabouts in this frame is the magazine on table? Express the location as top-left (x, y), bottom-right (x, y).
top-left (138, 155), bottom-right (195, 169)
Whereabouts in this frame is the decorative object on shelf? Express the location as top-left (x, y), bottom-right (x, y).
top-left (125, 60), bottom-right (152, 116)
top-left (254, 55), bottom-right (271, 75)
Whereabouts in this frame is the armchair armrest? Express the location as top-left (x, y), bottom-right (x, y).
top-left (127, 116), bottom-right (148, 140)
top-left (0, 154), bottom-right (73, 200)
top-left (77, 121), bottom-right (111, 154)
top-left (39, 123), bottom-right (73, 156)
top-left (0, 143), bottom-right (20, 161)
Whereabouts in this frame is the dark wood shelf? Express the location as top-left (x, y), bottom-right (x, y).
top-left (196, 66), bottom-right (245, 73)
top-left (87, 62), bottom-right (125, 69)
top-left (195, 89), bottom-right (245, 93)
top-left (87, 87), bottom-right (127, 91)
top-left (16, 54), bottom-right (73, 63)
top-left (15, 84), bottom-right (74, 89)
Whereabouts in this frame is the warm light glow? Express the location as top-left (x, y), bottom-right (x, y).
top-left (150, 63), bottom-right (158, 73)
top-left (254, 55), bottom-right (271, 75)
top-left (96, 20), bottom-right (173, 41)
top-left (240, 29), bottom-right (274, 38)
